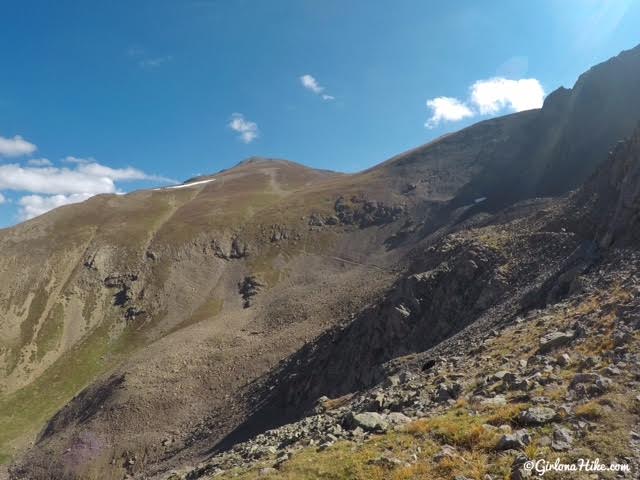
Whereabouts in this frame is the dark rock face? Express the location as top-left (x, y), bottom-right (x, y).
top-left (596, 131), bottom-right (640, 247)
top-left (238, 276), bottom-right (264, 308)
top-left (334, 196), bottom-right (406, 228)
top-left (207, 237), bottom-right (250, 260)
top-left (103, 273), bottom-right (141, 310)
top-left (388, 44), bottom-right (640, 211)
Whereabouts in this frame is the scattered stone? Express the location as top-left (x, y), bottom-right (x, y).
top-left (259, 467), bottom-right (278, 476)
top-left (496, 429), bottom-right (531, 450)
top-left (511, 454), bottom-right (532, 479)
top-left (604, 365), bottom-right (621, 376)
top-left (551, 426), bottom-right (573, 451)
top-left (434, 382), bottom-right (462, 402)
top-left (556, 353), bottom-right (571, 367)
top-left (538, 330), bottom-right (574, 353)
top-left (434, 445), bottom-right (458, 463)
top-left (386, 412), bottom-right (412, 425)
top-left (384, 375), bottom-right (400, 387)
top-left (480, 395), bottom-right (507, 406)
top-left (614, 331), bottom-right (632, 347)
top-left (569, 372), bottom-right (612, 397)
top-left (346, 412), bottom-right (388, 433)
top-left (537, 435), bottom-right (552, 447)
top-left (518, 406), bottom-right (558, 425)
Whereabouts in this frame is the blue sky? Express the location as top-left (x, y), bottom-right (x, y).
top-left (0, 0), bottom-right (639, 226)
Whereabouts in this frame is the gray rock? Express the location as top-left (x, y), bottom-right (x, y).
top-left (537, 435), bottom-right (552, 447)
top-left (518, 406), bottom-right (558, 425)
top-left (538, 330), bottom-right (574, 353)
top-left (551, 426), bottom-right (573, 451)
top-left (434, 445), bottom-right (458, 463)
top-left (384, 375), bottom-right (400, 387)
top-left (604, 365), bottom-right (621, 376)
top-left (347, 412), bottom-right (388, 433)
top-left (556, 353), bottom-right (571, 367)
top-left (511, 454), bottom-right (532, 479)
top-left (434, 382), bottom-right (462, 402)
top-left (614, 331), bottom-right (632, 347)
top-left (480, 395), bottom-right (507, 406)
top-left (259, 467), bottom-right (278, 476)
top-left (496, 429), bottom-right (531, 450)
top-left (386, 412), bottom-right (412, 425)
top-left (569, 372), bottom-right (612, 397)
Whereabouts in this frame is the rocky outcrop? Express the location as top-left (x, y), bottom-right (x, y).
top-left (334, 196), bottom-right (406, 228)
top-left (103, 273), bottom-right (146, 320)
top-left (238, 276), bottom-right (264, 308)
top-left (207, 236), bottom-right (251, 260)
top-left (597, 129), bottom-right (640, 247)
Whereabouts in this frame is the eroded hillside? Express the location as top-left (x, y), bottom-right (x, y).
top-left (2, 45), bottom-right (640, 480)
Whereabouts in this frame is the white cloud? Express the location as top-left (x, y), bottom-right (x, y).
top-left (425, 77), bottom-right (545, 128)
top-left (0, 164), bottom-right (116, 195)
top-left (0, 135), bottom-right (37, 157)
top-left (228, 113), bottom-right (259, 143)
top-left (27, 158), bottom-right (52, 167)
top-left (425, 97), bottom-right (474, 128)
top-left (300, 74), bottom-right (334, 101)
top-left (0, 158), bottom-right (171, 220)
top-left (18, 193), bottom-right (94, 221)
top-left (0, 193), bottom-right (5, 204)
top-left (300, 74), bottom-right (324, 94)
top-left (75, 161), bottom-right (169, 181)
top-left (470, 78), bottom-right (544, 114)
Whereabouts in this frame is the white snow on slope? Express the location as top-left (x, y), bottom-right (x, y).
top-left (154, 178), bottom-right (215, 191)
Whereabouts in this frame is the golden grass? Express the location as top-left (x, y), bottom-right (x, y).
top-left (574, 400), bottom-right (604, 420)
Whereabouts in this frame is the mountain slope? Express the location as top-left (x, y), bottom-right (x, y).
top-left (172, 127), bottom-right (640, 480)
top-left (2, 45), bottom-right (640, 479)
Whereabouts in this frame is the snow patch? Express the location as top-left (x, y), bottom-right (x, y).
top-left (154, 178), bottom-right (215, 191)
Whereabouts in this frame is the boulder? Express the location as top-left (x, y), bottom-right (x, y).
top-left (510, 454), bottom-right (532, 480)
top-left (551, 426), bottom-right (573, 451)
top-left (433, 445), bottom-right (458, 463)
top-left (386, 412), bottom-right (412, 425)
top-left (346, 412), bottom-right (388, 433)
top-left (496, 429), bottom-right (531, 451)
top-left (538, 330), bottom-right (574, 353)
top-left (518, 406), bottom-right (558, 425)
top-left (569, 372), bottom-right (612, 397)
top-left (434, 382), bottom-right (462, 402)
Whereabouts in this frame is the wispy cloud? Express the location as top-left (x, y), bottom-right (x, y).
top-left (126, 46), bottom-right (173, 69)
top-left (425, 77), bottom-right (544, 128)
top-left (300, 74), bottom-right (335, 101)
top-left (0, 135), bottom-right (37, 157)
top-left (139, 55), bottom-right (173, 69)
top-left (27, 158), bottom-right (52, 167)
top-left (228, 113), bottom-right (259, 143)
top-left (0, 193), bottom-right (5, 204)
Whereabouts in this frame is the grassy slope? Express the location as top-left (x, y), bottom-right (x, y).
top-left (0, 161), bottom-right (349, 464)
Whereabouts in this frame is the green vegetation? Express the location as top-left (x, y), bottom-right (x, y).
top-left (35, 303), bottom-right (65, 360)
top-left (0, 315), bottom-right (145, 464)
